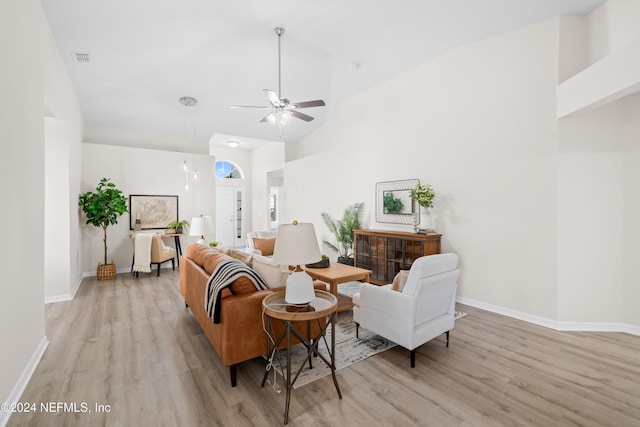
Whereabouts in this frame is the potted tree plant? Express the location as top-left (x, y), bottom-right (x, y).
top-left (321, 203), bottom-right (363, 266)
top-left (79, 178), bottom-right (128, 280)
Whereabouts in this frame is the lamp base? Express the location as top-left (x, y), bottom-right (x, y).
top-left (284, 270), bottom-right (315, 304)
top-left (196, 237), bottom-right (208, 246)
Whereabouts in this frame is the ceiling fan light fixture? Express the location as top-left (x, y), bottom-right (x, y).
top-left (230, 27), bottom-right (325, 125)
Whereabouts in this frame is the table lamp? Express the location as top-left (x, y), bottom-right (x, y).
top-left (190, 215), bottom-right (213, 246)
top-left (273, 221), bottom-right (322, 304)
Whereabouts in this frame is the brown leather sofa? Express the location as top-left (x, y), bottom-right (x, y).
top-left (180, 244), bottom-right (325, 387)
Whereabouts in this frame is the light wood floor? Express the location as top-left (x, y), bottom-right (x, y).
top-left (8, 269), bottom-right (640, 427)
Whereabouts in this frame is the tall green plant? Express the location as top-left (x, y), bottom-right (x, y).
top-left (79, 178), bottom-right (128, 265)
top-left (321, 203), bottom-right (363, 259)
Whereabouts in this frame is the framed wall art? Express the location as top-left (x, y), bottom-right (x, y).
top-left (129, 195), bottom-right (179, 230)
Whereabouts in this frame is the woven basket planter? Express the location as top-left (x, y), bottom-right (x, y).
top-left (97, 263), bottom-right (117, 280)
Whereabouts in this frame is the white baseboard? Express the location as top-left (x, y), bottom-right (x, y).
top-left (44, 294), bottom-right (72, 304)
top-left (456, 296), bottom-right (640, 336)
top-left (0, 336), bottom-right (49, 427)
top-left (44, 276), bottom-right (85, 304)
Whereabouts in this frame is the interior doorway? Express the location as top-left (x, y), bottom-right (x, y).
top-left (267, 169), bottom-right (284, 231)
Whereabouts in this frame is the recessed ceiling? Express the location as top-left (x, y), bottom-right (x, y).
top-left (41, 0), bottom-right (604, 152)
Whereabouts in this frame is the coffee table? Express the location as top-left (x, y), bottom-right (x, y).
top-left (304, 262), bottom-right (371, 312)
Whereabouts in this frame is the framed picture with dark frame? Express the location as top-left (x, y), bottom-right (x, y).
top-left (129, 195), bottom-right (179, 230)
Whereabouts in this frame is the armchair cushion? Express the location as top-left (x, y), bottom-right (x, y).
top-left (246, 231), bottom-right (277, 254)
top-left (151, 234), bottom-right (176, 263)
top-left (252, 237), bottom-right (276, 256)
top-left (391, 270), bottom-right (409, 292)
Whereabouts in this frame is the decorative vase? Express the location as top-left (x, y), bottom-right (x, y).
top-left (420, 208), bottom-right (433, 231)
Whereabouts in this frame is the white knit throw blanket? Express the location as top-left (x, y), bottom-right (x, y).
top-left (205, 259), bottom-right (268, 324)
top-left (133, 233), bottom-right (153, 273)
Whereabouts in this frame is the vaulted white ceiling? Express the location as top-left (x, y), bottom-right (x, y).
top-left (41, 0), bottom-right (603, 151)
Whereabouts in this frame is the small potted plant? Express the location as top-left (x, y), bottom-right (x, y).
top-left (321, 203), bottom-right (363, 266)
top-left (305, 254), bottom-right (330, 269)
top-left (166, 220), bottom-right (190, 234)
top-left (78, 178), bottom-right (128, 280)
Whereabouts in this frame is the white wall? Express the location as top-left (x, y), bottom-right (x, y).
top-left (44, 118), bottom-right (72, 298)
top-left (557, 102), bottom-right (625, 322)
top-left (0, 0), bottom-right (48, 419)
top-left (588, 0), bottom-right (640, 63)
top-left (555, 0), bottom-right (640, 330)
top-left (43, 17), bottom-right (85, 301)
top-left (290, 19), bottom-right (561, 320)
top-left (251, 142), bottom-right (285, 231)
top-left (80, 143), bottom-right (216, 274)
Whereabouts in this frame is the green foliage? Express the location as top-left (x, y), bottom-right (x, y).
top-left (321, 203), bottom-right (363, 259)
top-left (78, 178), bottom-right (128, 265)
top-left (166, 220), bottom-right (190, 232)
top-left (383, 192), bottom-right (404, 213)
top-left (410, 182), bottom-right (436, 208)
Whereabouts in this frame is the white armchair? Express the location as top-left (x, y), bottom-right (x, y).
top-left (352, 253), bottom-right (460, 367)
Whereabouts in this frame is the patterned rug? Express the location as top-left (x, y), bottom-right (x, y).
top-left (267, 308), bottom-right (396, 389)
top-left (265, 281), bottom-right (467, 389)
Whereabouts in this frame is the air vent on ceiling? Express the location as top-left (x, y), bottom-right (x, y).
top-left (71, 52), bottom-right (91, 63)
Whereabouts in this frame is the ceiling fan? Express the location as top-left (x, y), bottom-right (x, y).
top-left (230, 27), bottom-right (325, 125)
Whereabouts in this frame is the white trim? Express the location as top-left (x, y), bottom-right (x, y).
top-left (456, 296), bottom-right (640, 336)
top-left (0, 336), bottom-right (49, 427)
top-left (44, 294), bottom-right (71, 304)
top-left (44, 276), bottom-right (84, 304)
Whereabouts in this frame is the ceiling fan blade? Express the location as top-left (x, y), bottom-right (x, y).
top-left (229, 105), bottom-right (272, 109)
top-left (263, 89), bottom-right (281, 107)
top-left (290, 110), bottom-right (315, 122)
top-left (259, 112), bottom-right (277, 123)
top-left (290, 100), bottom-right (326, 109)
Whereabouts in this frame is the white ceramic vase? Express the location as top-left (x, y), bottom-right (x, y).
top-left (420, 208), bottom-right (432, 230)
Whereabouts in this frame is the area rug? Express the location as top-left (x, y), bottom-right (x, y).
top-left (267, 309), bottom-right (396, 389)
top-left (266, 282), bottom-right (468, 389)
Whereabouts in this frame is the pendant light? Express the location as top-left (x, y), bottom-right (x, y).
top-left (179, 96), bottom-right (198, 190)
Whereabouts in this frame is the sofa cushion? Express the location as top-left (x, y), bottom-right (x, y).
top-left (252, 254), bottom-right (288, 288)
top-left (228, 248), bottom-right (253, 267)
top-left (187, 244), bottom-right (210, 267)
top-left (202, 250), bottom-right (228, 275)
top-left (187, 244), bottom-right (256, 296)
top-left (252, 237), bottom-right (276, 256)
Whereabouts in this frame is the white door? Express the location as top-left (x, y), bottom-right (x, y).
top-left (216, 186), bottom-right (235, 247)
top-left (216, 186), bottom-right (245, 247)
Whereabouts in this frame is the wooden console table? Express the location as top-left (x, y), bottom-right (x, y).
top-left (354, 229), bottom-right (441, 285)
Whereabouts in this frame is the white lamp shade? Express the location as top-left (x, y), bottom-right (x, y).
top-left (190, 215), bottom-right (213, 246)
top-left (272, 222), bottom-right (321, 267)
top-left (273, 222), bottom-right (322, 304)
